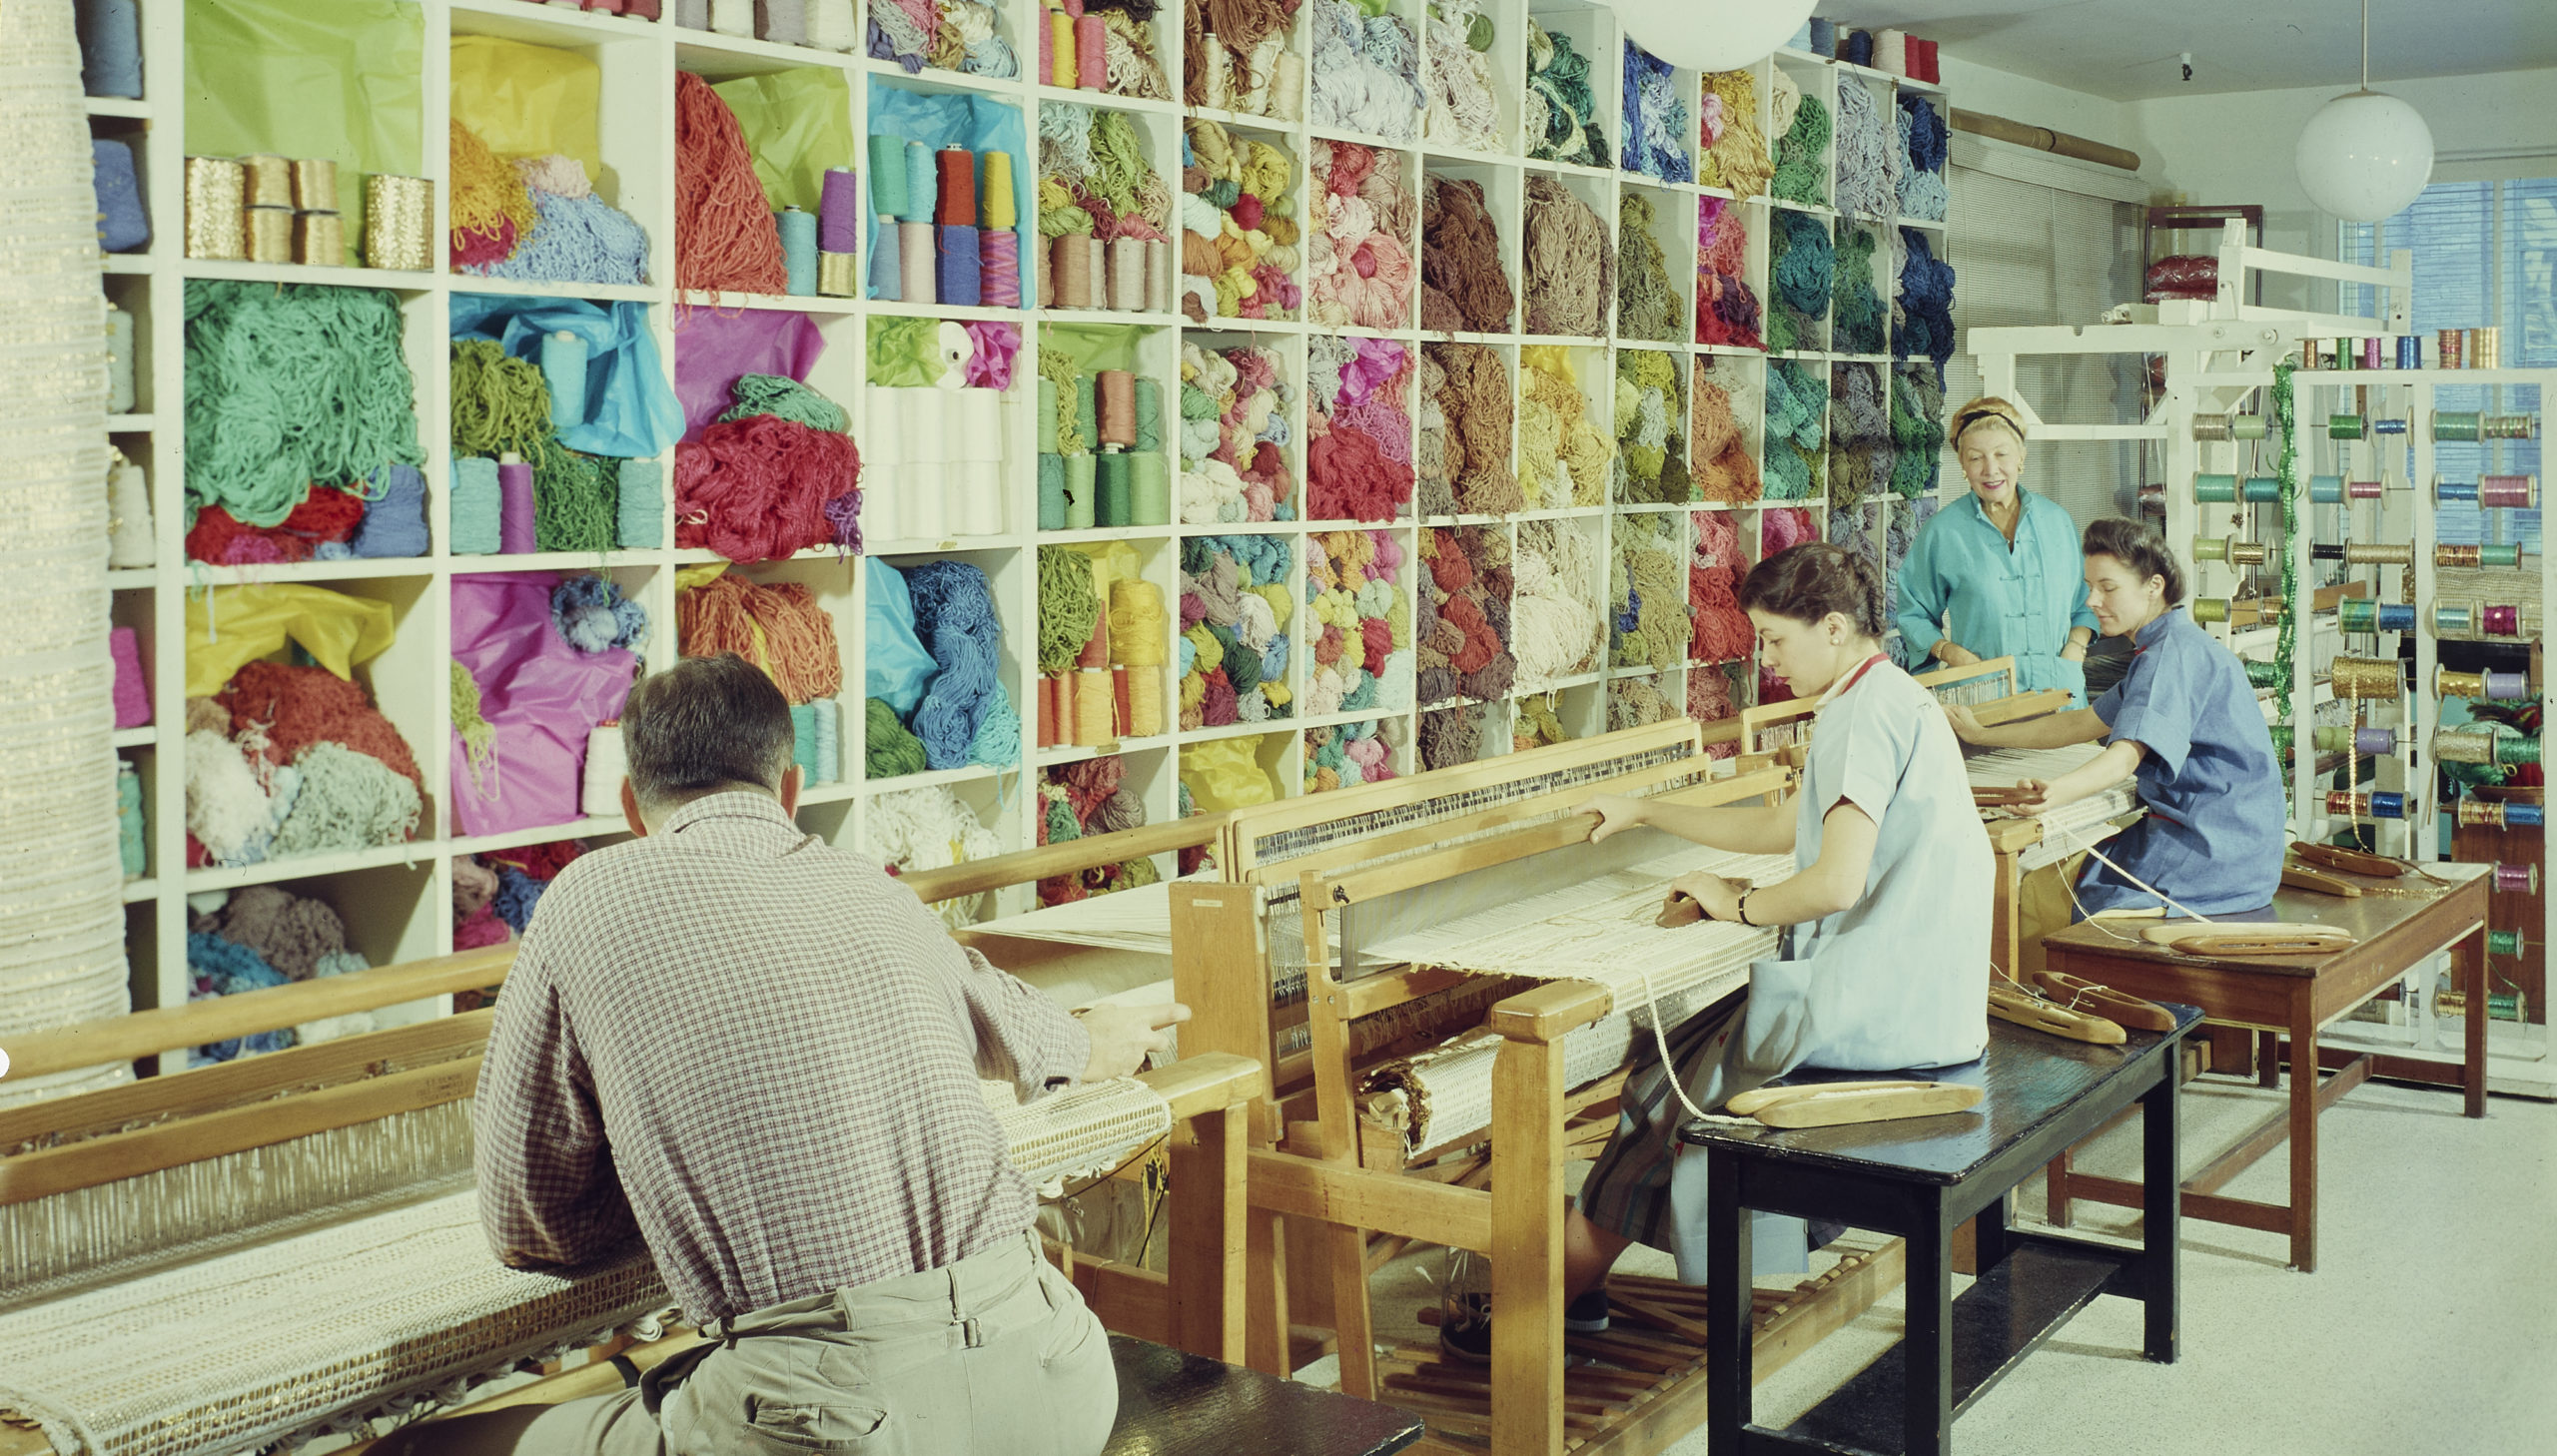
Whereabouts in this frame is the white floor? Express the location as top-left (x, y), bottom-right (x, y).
top-left (1327, 1072), bottom-right (2557, 1455)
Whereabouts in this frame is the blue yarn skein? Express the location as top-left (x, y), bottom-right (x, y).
top-left (1895, 228), bottom-right (1957, 365)
top-left (491, 865), bottom-right (546, 933)
top-left (351, 463), bottom-right (430, 558)
top-left (470, 190), bottom-right (651, 288)
top-left (617, 458), bottom-right (663, 548)
top-left (1620, 41), bottom-right (1694, 185)
top-left (76, 0), bottom-right (143, 99)
top-left (188, 932), bottom-right (291, 1063)
top-left (903, 560), bottom-right (1008, 771)
top-left (550, 573), bottom-right (650, 653)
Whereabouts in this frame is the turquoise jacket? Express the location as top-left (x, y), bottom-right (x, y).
top-left (1894, 489), bottom-right (2099, 705)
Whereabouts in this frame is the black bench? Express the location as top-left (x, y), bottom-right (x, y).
top-left (1681, 1005), bottom-right (2200, 1456)
top-left (1104, 1334), bottom-right (1423, 1456)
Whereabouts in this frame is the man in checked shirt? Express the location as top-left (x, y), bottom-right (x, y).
top-left (382, 653), bottom-right (1187, 1456)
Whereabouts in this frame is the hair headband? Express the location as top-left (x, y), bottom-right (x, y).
top-left (1953, 407), bottom-right (2022, 441)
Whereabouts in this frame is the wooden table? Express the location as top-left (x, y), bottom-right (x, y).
top-left (2040, 864), bottom-right (2488, 1272)
top-left (1684, 1008), bottom-right (2199, 1456)
top-left (1104, 1334), bottom-right (1423, 1456)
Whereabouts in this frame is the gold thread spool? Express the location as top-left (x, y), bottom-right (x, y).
top-left (2193, 414), bottom-right (2232, 441)
top-left (2437, 668), bottom-right (2489, 701)
top-left (2342, 542), bottom-right (2413, 567)
top-left (2192, 597), bottom-right (2229, 624)
top-left (2227, 541), bottom-right (2268, 566)
top-left (291, 158), bottom-right (340, 213)
top-left (2474, 327), bottom-right (2500, 368)
top-left (2328, 655), bottom-right (2403, 700)
top-left (239, 153), bottom-right (294, 208)
top-left (244, 205), bottom-right (294, 264)
top-left (2437, 543), bottom-right (2482, 569)
top-left (2456, 799), bottom-right (2506, 828)
top-left (293, 210), bottom-right (344, 267)
top-left (184, 157), bottom-right (247, 260)
top-left (817, 251), bottom-right (858, 297)
top-left (364, 175), bottom-right (433, 271)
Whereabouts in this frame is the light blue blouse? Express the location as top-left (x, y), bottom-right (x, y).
top-left (1737, 660), bottom-right (1994, 1075)
top-left (1895, 490), bottom-right (2100, 705)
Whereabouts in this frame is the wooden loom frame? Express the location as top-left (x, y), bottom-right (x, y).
top-left (1168, 724), bottom-right (1910, 1456)
top-left (0, 824), bottom-right (1267, 1456)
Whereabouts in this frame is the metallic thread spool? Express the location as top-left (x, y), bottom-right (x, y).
top-left (2438, 667), bottom-right (2530, 702)
top-left (2436, 478), bottom-right (2481, 505)
top-left (2228, 541), bottom-right (2269, 566)
top-left (2362, 337), bottom-right (2384, 368)
top-left (2312, 542), bottom-right (2346, 561)
top-left (184, 157), bottom-right (247, 260)
top-left (2463, 328), bottom-right (2485, 369)
top-left (2481, 604), bottom-right (2532, 637)
top-left (2351, 726), bottom-right (2397, 756)
top-left (2438, 328), bottom-right (2465, 368)
top-left (239, 153), bottom-right (293, 208)
top-left (2342, 542), bottom-right (2414, 567)
top-left (2233, 414), bottom-right (2269, 440)
top-left (2328, 414), bottom-right (2366, 440)
top-left (2311, 474), bottom-right (2344, 503)
top-left (2492, 863), bottom-right (2539, 897)
top-left (2329, 655), bottom-right (2403, 699)
top-left (2137, 483), bottom-right (2166, 511)
top-left (2372, 416), bottom-right (2408, 435)
top-left (2487, 928), bottom-right (2526, 959)
top-left (2327, 790), bottom-right (2406, 820)
top-left (2479, 474), bottom-right (2538, 509)
top-left (2397, 335), bottom-right (2422, 369)
top-left (817, 251), bottom-right (858, 297)
top-left (244, 205), bottom-right (294, 263)
top-left (2432, 602), bottom-right (2477, 637)
top-left (2192, 597), bottom-right (2230, 624)
top-left (2244, 659), bottom-right (2284, 689)
top-left (2193, 534), bottom-right (2229, 562)
top-left (2456, 799), bottom-right (2545, 828)
top-left (293, 210), bottom-right (343, 266)
top-left (2475, 327), bottom-right (2501, 369)
top-left (2192, 414), bottom-right (2232, 442)
top-left (2193, 473), bottom-right (2238, 501)
top-left (364, 174), bottom-right (433, 271)
top-left (2242, 476), bottom-right (2280, 501)
top-left (2338, 599), bottom-right (2413, 633)
top-left (2347, 478), bottom-right (2385, 499)
top-left (2434, 410), bottom-right (2482, 443)
top-left (2483, 413), bottom-right (2540, 440)
top-left (291, 158), bottom-right (339, 213)
top-left (2300, 340), bottom-right (2326, 369)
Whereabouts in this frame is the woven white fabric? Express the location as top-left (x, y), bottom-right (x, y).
top-left (0, 0), bottom-right (129, 1109)
top-left (1963, 743), bottom-right (2143, 872)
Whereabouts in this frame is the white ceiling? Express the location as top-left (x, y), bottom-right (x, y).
top-left (1813, 1), bottom-right (2557, 102)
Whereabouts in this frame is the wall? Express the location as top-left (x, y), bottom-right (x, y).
top-left (1937, 52), bottom-right (2162, 185)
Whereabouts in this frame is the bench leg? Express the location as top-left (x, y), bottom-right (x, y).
top-left (2288, 1009), bottom-right (2319, 1273)
top-left (1973, 1188), bottom-right (2017, 1273)
top-left (1705, 1146), bottom-right (1752, 1456)
top-left (2140, 1062), bottom-right (2179, 1363)
top-left (2045, 1145), bottom-right (2076, 1228)
top-left (1904, 1198), bottom-right (1954, 1456)
top-left (2258, 1030), bottom-right (2281, 1089)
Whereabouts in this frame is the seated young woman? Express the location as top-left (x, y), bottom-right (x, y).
top-left (1946, 516), bottom-right (2285, 920)
top-left (1440, 542), bottom-right (1992, 1359)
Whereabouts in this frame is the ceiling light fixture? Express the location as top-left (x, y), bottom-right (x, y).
top-left (2294, 0), bottom-right (2434, 222)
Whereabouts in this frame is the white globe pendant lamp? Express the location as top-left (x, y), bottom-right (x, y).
top-left (1603, 0), bottom-right (1820, 73)
top-left (2294, 0), bottom-right (2434, 222)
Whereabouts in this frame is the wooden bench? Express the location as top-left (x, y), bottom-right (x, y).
top-left (1681, 1006), bottom-right (2202, 1456)
top-left (1104, 1334), bottom-right (1423, 1456)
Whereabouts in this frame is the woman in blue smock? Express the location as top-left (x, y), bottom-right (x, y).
top-left (1948, 517), bottom-right (2285, 918)
top-left (1438, 544), bottom-right (1992, 1361)
top-left (1896, 396), bottom-right (2100, 703)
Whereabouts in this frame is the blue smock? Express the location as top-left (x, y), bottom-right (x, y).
top-left (2075, 606), bottom-right (2286, 917)
top-left (1895, 489), bottom-right (2099, 705)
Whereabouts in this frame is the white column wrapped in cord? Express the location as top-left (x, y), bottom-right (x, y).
top-left (0, 0), bottom-right (131, 1107)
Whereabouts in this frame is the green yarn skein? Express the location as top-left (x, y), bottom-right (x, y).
top-left (721, 373), bottom-right (850, 432)
top-left (865, 697), bottom-right (929, 778)
top-left (183, 280), bottom-right (426, 527)
top-left (1037, 545), bottom-right (1101, 673)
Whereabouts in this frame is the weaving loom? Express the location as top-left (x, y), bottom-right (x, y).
top-left (1161, 725), bottom-right (1907, 1456)
top-left (0, 835), bottom-right (1263, 1456)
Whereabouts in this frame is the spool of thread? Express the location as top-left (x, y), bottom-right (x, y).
top-left (1109, 237), bottom-right (1146, 312)
top-left (582, 723), bottom-right (626, 818)
top-left (979, 151), bottom-right (1016, 231)
top-left (1095, 452), bottom-right (1132, 527)
top-left (819, 167), bottom-right (860, 252)
top-left (2459, 799), bottom-right (2546, 828)
top-left (239, 153), bottom-right (292, 208)
top-left (1145, 238), bottom-right (1171, 314)
top-left (2329, 414), bottom-right (2367, 440)
top-left (451, 458), bottom-right (501, 553)
top-left (2192, 414), bottom-right (2268, 441)
top-left (1076, 668), bottom-right (1113, 744)
top-left (2242, 476), bottom-right (2280, 502)
top-left (937, 224), bottom-right (983, 306)
top-left (117, 764), bottom-right (144, 879)
top-left (2480, 474), bottom-right (2539, 508)
top-left (244, 205), bottom-right (293, 263)
top-left (2337, 599), bottom-right (2414, 634)
top-left (2397, 335), bottom-right (2422, 369)
top-left (541, 331), bottom-right (589, 429)
top-left (2227, 541), bottom-right (2269, 566)
top-left (871, 214), bottom-right (902, 301)
top-left (2431, 602), bottom-right (2477, 637)
top-left (2194, 473), bottom-right (2238, 502)
top-left (2347, 478), bottom-right (2384, 499)
top-left (497, 458), bottom-right (536, 553)
top-left (1036, 673), bottom-right (1058, 747)
top-left (2353, 726), bottom-right (2397, 756)
top-left (107, 456), bottom-right (152, 566)
top-left (1063, 454), bottom-right (1097, 528)
top-left (1272, 52), bottom-right (1307, 120)
top-left (1129, 453), bottom-right (1170, 524)
top-left (294, 211), bottom-right (344, 266)
top-left (2473, 328), bottom-right (2502, 369)
top-left (618, 459), bottom-right (662, 548)
top-left (1034, 232), bottom-right (1053, 306)
top-left (291, 157), bottom-right (339, 212)
top-left (104, 309), bottom-right (134, 415)
top-left (2435, 411), bottom-right (2483, 442)
top-left (935, 149), bottom-right (977, 227)
top-left (790, 702), bottom-right (819, 782)
top-left (2438, 667), bottom-right (2530, 702)
top-left (2300, 339), bottom-right (2326, 370)
top-left (1072, 370), bottom-right (1097, 445)
top-left (899, 221), bottom-right (934, 303)
top-left (868, 135), bottom-right (907, 213)
top-left (2329, 655), bottom-right (2403, 699)
top-left (2373, 416), bottom-right (2408, 435)
top-left (811, 698), bottom-right (840, 784)
top-left (2488, 928), bottom-right (2527, 959)
top-left (954, 460), bottom-right (1003, 535)
top-left (978, 227), bottom-right (1021, 307)
top-left (2343, 542), bottom-right (2415, 566)
top-left (2482, 604), bottom-right (2530, 637)
top-left (2191, 597), bottom-right (2229, 624)
top-left (1077, 14), bottom-right (1107, 90)
top-left (2493, 863), bottom-right (2539, 897)
top-left (819, 250), bottom-right (858, 296)
top-left (1049, 9), bottom-right (1077, 85)
top-left (1051, 232), bottom-right (1093, 308)
top-left (2362, 337), bottom-right (2384, 369)
top-left (1096, 370), bottom-right (1137, 446)
top-left (2310, 474), bottom-right (2344, 503)
top-left (2484, 413), bottom-right (2540, 439)
top-left (1038, 453), bottom-right (1067, 530)
top-left (364, 175), bottom-right (432, 270)
top-left (1086, 236), bottom-right (1107, 312)
top-left (775, 207), bottom-right (816, 295)
top-left (903, 141), bottom-right (935, 221)
top-left (2327, 791), bottom-right (2406, 820)
top-left (2438, 329), bottom-right (2465, 368)
top-left (184, 158), bottom-right (246, 260)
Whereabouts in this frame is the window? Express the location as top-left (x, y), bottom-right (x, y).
top-left (2341, 181), bottom-right (2551, 550)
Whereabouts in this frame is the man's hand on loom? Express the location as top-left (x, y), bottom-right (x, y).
top-left (1580, 792), bottom-right (1648, 843)
top-left (1078, 1003), bottom-right (1192, 1081)
top-left (1668, 872), bottom-right (1746, 925)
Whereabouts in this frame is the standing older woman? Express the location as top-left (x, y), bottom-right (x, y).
top-left (1896, 396), bottom-right (2100, 704)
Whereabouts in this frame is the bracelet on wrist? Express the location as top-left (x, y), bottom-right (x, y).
top-left (1735, 890), bottom-right (1755, 928)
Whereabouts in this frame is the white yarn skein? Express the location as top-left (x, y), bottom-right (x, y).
top-left (581, 722), bottom-right (626, 821)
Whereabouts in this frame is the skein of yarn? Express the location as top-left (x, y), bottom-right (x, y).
top-left (675, 72), bottom-right (789, 294)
